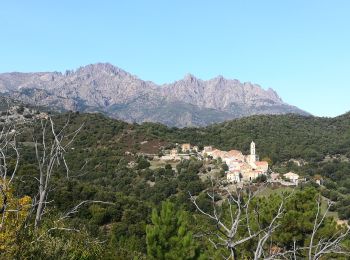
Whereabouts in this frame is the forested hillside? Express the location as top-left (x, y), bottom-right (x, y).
top-left (141, 113), bottom-right (350, 220)
top-left (1, 111), bottom-right (350, 259)
top-left (140, 113), bottom-right (350, 162)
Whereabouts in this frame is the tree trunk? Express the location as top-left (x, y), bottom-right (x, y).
top-left (35, 189), bottom-right (46, 228)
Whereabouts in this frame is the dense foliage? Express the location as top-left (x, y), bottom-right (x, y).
top-left (146, 201), bottom-right (201, 260)
top-left (1, 111), bottom-right (350, 258)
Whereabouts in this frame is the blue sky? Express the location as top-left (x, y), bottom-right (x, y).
top-left (1, 0), bottom-right (349, 117)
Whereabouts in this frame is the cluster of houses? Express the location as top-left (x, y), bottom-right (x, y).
top-left (162, 141), bottom-right (274, 183)
top-left (271, 172), bottom-right (301, 185)
top-left (159, 141), bottom-right (309, 185)
top-left (203, 141), bottom-right (269, 183)
top-left (160, 143), bottom-right (199, 161)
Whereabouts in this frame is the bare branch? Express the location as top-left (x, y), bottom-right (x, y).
top-left (34, 115), bottom-right (84, 228)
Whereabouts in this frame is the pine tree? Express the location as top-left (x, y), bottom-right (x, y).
top-left (146, 200), bottom-right (202, 260)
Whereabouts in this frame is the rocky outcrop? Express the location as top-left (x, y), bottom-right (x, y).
top-left (0, 63), bottom-right (309, 127)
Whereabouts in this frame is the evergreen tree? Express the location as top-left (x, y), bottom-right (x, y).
top-left (146, 201), bottom-right (201, 260)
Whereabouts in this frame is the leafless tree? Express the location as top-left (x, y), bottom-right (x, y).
top-left (0, 120), bottom-right (20, 185)
top-left (0, 109), bottom-right (115, 254)
top-left (306, 197), bottom-right (350, 260)
top-left (190, 183), bottom-right (288, 259)
top-left (265, 197), bottom-right (350, 260)
top-left (32, 200), bottom-right (114, 243)
top-left (33, 116), bottom-right (83, 228)
top-left (0, 108), bottom-right (20, 229)
top-left (191, 182), bottom-right (350, 259)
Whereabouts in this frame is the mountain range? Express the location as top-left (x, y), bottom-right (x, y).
top-left (0, 63), bottom-right (309, 127)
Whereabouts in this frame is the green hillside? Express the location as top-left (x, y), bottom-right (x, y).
top-left (140, 113), bottom-right (350, 162)
top-left (2, 111), bottom-right (350, 258)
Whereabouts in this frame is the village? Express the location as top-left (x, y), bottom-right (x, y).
top-left (154, 141), bottom-right (306, 186)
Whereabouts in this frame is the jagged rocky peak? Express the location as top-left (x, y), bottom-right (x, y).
top-left (0, 63), bottom-right (310, 127)
top-left (208, 75), bottom-right (241, 85)
top-left (266, 87), bottom-right (283, 102)
top-left (213, 75), bottom-right (225, 82)
top-left (183, 73), bottom-right (199, 83)
top-left (75, 63), bottom-right (129, 77)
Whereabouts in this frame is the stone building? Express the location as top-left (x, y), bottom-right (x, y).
top-left (283, 172), bottom-right (299, 184)
top-left (181, 143), bottom-right (191, 152)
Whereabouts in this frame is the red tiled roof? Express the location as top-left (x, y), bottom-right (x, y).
top-left (227, 150), bottom-right (243, 156)
top-left (255, 161), bottom-right (268, 166)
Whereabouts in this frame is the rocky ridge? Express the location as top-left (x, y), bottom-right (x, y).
top-left (0, 63), bottom-right (309, 127)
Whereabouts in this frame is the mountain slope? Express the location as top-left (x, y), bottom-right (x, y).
top-left (138, 112), bottom-right (350, 164)
top-left (0, 63), bottom-right (309, 127)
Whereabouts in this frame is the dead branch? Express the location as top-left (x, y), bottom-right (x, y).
top-left (190, 181), bottom-right (288, 259)
top-left (34, 115), bottom-right (84, 228)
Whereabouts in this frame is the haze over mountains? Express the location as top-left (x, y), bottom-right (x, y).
top-left (0, 63), bottom-right (309, 127)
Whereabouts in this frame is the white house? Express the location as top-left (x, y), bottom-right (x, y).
top-left (181, 143), bottom-right (191, 152)
top-left (224, 158), bottom-right (241, 171)
top-left (283, 172), bottom-right (299, 185)
top-left (203, 146), bottom-right (213, 153)
top-left (227, 171), bottom-right (241, 183)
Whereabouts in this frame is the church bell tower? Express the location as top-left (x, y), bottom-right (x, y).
top-left (250, 141), bottom-right (256, 163)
